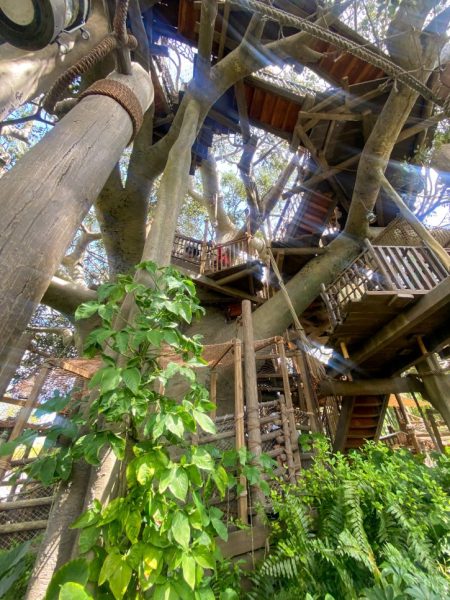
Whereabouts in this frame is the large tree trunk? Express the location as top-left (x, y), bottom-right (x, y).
top-left (0, 0), bottom-right (109, 120)
top-left (0, 63), bottom-right (153, 448)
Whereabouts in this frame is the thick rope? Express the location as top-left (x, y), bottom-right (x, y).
top-left (79, 79), bottom-right (143, 142)
top-left (43, 0), bottom-right (137, 115)
top-left (233, 0), bottom-right (449, 112)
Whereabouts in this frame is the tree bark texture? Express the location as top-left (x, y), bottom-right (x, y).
top-left (0, 64), bottom-right (153, 399)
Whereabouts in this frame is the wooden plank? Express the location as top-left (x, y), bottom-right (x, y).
top-left (297, 110), bottom-right (363, 121)
top-left (217, 524), bottom-right (269, 558)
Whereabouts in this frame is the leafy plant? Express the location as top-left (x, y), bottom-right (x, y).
top-left (19, 263), bottom-right (270, 599)
top-left (250, 439), bottom-right (450, 599)
top-left (0, 540), bottom-right (35, 599)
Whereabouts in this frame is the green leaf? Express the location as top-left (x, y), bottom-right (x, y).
top-left (99, 553), bottom-right (132, 600)
top-left (99, 498), bottom-right (125, 526)
top-left (153, 582), bottom-right (180, 600)
top-left (75, 302), bottom-right (101, 321)
top-left (45, 559), bottom-right (89, 600)
top-left (107, 433), bottom-right (126, 460)
top-left (181, 554), bottom-right (196, 590)
top-left (147, 330), bottom-right (164, 347)
top-left (191, 447), bottom-right (214, 471)
top-left (122, 367), bottom-right (141, 394)
top-left (193, 410), bottom-right (216, 434)
top-left (78, 525), bottom-right (100, 554)
top-left (169, 468), bottom-right (189, 501)
top-left (125, 510), bottom-right (141, 544)
top-left (89, 367), bottom-right (121, 393)
top-left (141, 546), bottom-right (163, 578)
top-left (219, 590), bottom-right (239, 600)
top-left (166, 414), bottom-right (185, 438)
top-left (59, 582), bottom-right (93, 600)
top-left (159, 467), bottom-right (176, 493)
top-left (212, 465), bottom-right (228, 497)
top-left (136, 457), bottom-right (155, 486)
top-left (171, 512), bottom-right (190, 549)
top-left (211, 517), bottom-right (228, 541)
top-left (115, 331), bottom-right (129, 354)
top-left (71, 507), bottom-right (100, 529)
top-left (0, 540), bottom-right (30, 578)
top-left (97, 283), bottom-right (119, 302)
top-left (0, 430), bottom-right (37, 457)
top-left (193, 547), bottom-right (215, 570)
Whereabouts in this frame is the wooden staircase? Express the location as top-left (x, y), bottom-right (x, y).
top-left (333, 395), bottom-right (388, 452)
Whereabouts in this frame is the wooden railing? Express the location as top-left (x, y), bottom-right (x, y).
top-left (322, 243), bottom-right (449, 328)
top-left (171, 234), bottom-right (257, 275)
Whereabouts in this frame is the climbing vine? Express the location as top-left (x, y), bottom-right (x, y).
top-left (6, 263), bottom-right (271, 599)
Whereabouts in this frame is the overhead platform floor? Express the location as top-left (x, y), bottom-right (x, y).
top-left (330, 278), bottom-right (450, 378)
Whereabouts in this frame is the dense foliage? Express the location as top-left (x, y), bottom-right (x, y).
top-left (3, 264), bottom-right (272, 599)
top-left (250, 439), bottom-right (450, 599)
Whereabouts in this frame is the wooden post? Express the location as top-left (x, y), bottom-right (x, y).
top-left (276, 339), bottom-right (301, 473)
top-left (293, 349), bottom-right (321, 432)
top-left (395, 393), bottom-right (421, 453)
top-left (411, 392), bottom-right (441, 452)
top-left (233, 339), bottom-right (248, 523)
top-left (241, 300), bottom-right (264, 507)
top-left (333, 342), bottom-right (354, 452)
top-left (427, 410), bottom-right (444, 453)
top-left (0, 365), bottom-right (49, 479)
top-left (279, 395), bottom-right (297, 483)
top-left (0, 64), bottom-right (153, 391)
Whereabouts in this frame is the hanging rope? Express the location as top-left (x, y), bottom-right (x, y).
top-left (43, 0), bottom-right (137, 115)
top-left (232, 0), bottom-right (450, 112)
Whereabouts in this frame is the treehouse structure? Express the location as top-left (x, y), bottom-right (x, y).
top-left (0, 0), bottom-right (449, 571)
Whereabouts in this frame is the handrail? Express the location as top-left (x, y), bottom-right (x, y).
top-left (171, 234), bottom-right (257, 275)
top-left (321, 244), bottom-right (449, 329)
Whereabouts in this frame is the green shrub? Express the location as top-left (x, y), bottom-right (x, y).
top-left (250, 440), bottom-right (450, 599)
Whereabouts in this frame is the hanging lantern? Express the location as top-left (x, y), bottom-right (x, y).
top-left (0, 0), bottom-right (91, 50)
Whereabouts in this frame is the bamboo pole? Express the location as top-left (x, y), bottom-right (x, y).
top-left (380, 174), bottom-right (450, 272)
top-left (233, 339), bottom-right (248, 523)
top-left (241, 301), bottom-right (264, 507)
top-left (276, 340), bottom-right (301, 473)
top-left (279, 396), bottom-right (297, 483)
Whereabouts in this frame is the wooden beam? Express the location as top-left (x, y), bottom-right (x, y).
top-left (194, 274), bottom-right (264, 304)
top-left (0, 496), bottom-right (54, 510)
top-left (297, 110), bottom-right (364, 121)
top-left (318, 376), bottom-right (425, 397)
top-left (294, 121), bottom-right (350, 210)
top-left (215, 265), bottom-right (260, 286)
top-left (0, 396), bottom-right (27, 408)
top-left (0, 520), bottom-right (48, 534)
top-left (271, 247), bottom-right (327, 256)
